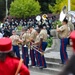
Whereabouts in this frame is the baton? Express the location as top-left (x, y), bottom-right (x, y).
top-left (15, 58), bottom-right (23, 75)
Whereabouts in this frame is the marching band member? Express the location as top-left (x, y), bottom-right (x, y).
top-left (21, 27), bottom-right (30, 67)
top-left (10, 30), bottom-right (22, 58)
top-left (56, 19), bottom-right (69, 64)
top-left (0, 37), bottom-right (30, 75)
top-left (38, 25), bottom-right (48, 69)
top-left (20, 27), bottom-right (26, 39)
top-left (58, 31), bottom-right (75, 75)
top-left (32, 28), bottom-right (40, 67)
top-left (28, 26), bottom-right (37, 66)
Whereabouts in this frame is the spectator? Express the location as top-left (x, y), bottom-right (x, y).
top-left (0, 29), bottom-right (3, 38)
top-left (0, 37), bottom-right (30, 75)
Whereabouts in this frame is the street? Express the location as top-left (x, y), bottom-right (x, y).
top-left (30, 71), bottom-right (51, 75)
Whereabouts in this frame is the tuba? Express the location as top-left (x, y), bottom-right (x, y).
top-left (36, 15), bottom-right (41, 21)
top-left (42, 14), bottom-right (48, 20)
top-left (59, 6), bottom-right (67, 22)
top-left (68, 11), bottom-right (75, 22)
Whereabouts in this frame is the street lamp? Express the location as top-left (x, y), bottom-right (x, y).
top-left (6, 0), bottom-right (8, 18)
top-left (68, 0), bottom-right (71, 11)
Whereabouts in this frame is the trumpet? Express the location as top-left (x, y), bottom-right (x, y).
top-left (31, 45), bottom-right (44, 55)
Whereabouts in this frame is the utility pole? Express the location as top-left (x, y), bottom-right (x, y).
top-left (6, 0), bottom-right (8, 18)
top-left (68, 0), bottom-right (71, 11)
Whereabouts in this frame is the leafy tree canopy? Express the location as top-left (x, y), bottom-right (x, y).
top-left (9, 0), bottom-right (41, 18)
top-left (49, 0), bottom-right (75, 14)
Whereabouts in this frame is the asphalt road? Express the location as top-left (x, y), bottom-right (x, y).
top-left (30, 71), bottom-right (51, 75)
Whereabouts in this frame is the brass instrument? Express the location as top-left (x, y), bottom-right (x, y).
top-left (59, 6), bottom-right (67, 22)
top-left (16, 40), bottom-right (21, 45)
top-left (59, 6), bottom-right (75, 22)
top-left (36, 15), bottom-right (41, 21)
top-left (15, 37), bottom-right (22, 45)
top-left (31, 45), bottom-right (44, 55)
top-left (16, 41), bottom-right (21, 45)
top-left (42, 14), bottom-right (48, 20)
top-left (68, 11), bottom-right (75, 22)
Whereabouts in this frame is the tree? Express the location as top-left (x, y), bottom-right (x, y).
top-left (49, 0), bottom-right (64, 14)
top-left (71, 0), bottom-right (75, 10)
top-left (49, 0), bottom-right (75, 14)
top-left (0, 0), bottom-right (13, 21)
top-left (0, 0), bottom-right (5, 21)
top-left (9, 0), bottom-right (41, 18)
top-left (36, 0), bottom-right (56, 13)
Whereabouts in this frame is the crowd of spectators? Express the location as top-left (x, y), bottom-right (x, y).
top-left (0, 15), bottom-right (57, 37)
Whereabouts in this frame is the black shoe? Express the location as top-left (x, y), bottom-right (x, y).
top-left (39, 66), bottom-right (43, 69)
top-left (59, 62), bottom-right (64, 64)
top-left (43, 66), bottom-right (47, 68)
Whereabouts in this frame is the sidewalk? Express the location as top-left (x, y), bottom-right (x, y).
top-left (45, 47), bottom-right (73, 59)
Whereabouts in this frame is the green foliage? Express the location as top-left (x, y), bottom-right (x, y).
top-left (9, 0), bottom-right (41, 18)
top-left (0, 22), bottom-right (1, 25)
top-left (71, 0), bottom-right (75, 10)
top-left (52, 20), bottom-right (62, 29)
top-left (49, 0), bottom-right (63, 13)
top-left (36, 0), bottom-right (56, 13)
top-left (49, 0), bottom-right (75, 14)
top-left (0, 0), bottom-right (75, 20)
top-left (47, 37), bottom-right (53, 47)
top-left (48, 4), bottom-right (54, 13)
top-left (56, 0), bottom-right (62, 4)
top-left (40, 2), bottom-right (49, 13)
top-left (17, 26), bottom-right (23, 31)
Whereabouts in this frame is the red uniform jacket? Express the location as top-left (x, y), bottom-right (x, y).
top-left (0, 56), bottom-right (30, 75)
